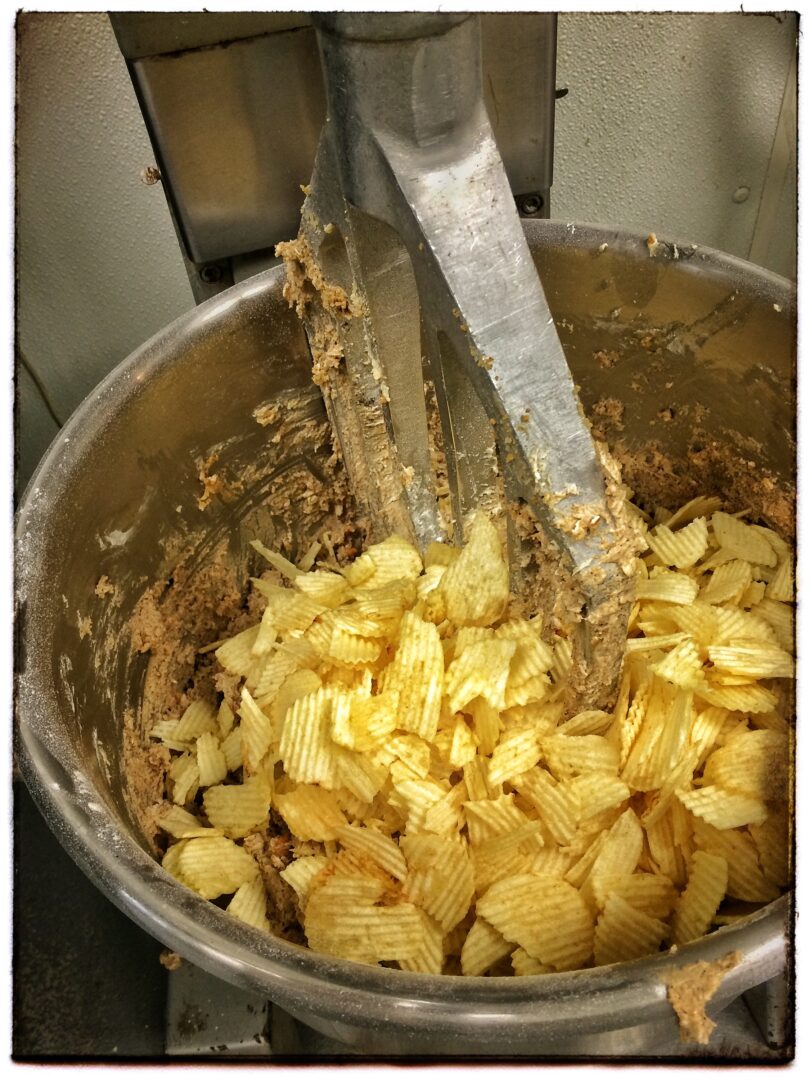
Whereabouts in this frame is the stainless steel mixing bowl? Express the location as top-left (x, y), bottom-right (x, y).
top-left (15, 221), bottom-right (794, 1055)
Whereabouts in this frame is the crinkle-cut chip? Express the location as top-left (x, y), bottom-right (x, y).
top-left (397, 910), bottom-right (445, 974)
top-left (345, 535), bottom-right (422, 590)
top-left (217, 700), bottom-right (235, 739)
top-left (671, 850), bottom-right (728, 946)
top-left (174, 700), bottom-right (218, 741)
top-left (664, 604), bottom-right (715, 650)
top-left (463, 794), bottom-right (528, 846)
top-left (353, 576), bottom-right (418, 614)
top-left (647, 517), bottom-right (709, 569)
top-left (280, 855), bottom-right (330, 909)
top-left (644, 807), bottom-right (687, 888)
top-left (550, 636), bottom-right (573, 685)
top-left (748, 523), bottom-right (791, 562)
top-left (274, 784), bottom-right (347, 841)
top-left (651, 639), bottom-right (705, 689)
top-left (251, 604), bottom-right (280, 659)
top-left (692, 818), bottom-right (780, 902)
top-left (502, 700), bottom-right (562, 736)
top-left (462, 755), bottom-right (500, 802)
top-left (543, 734), bottom-right (619, 780)
top-left (172, 756), bottom-right (200, 806)
top-left (564, 828), bottom-right (609, 889)
top-left (176, 836), bottom-right (258, 900)
top-left (496, 616), bottom-right (544, 643)
top-left (635, 601), bottom-right (682, 637)
top-left (707, 644), bottom-right (793, 681)
top-left (694, 681), bottom-right (777, 714)
top-left (665, 495), bottom-right (723, 530)
top-left (558, 710), bottom-right (613, 737)
top-left (511, 948), bottom-right (554, 976)
top-left (425, 541), bottom-right (458, 568)
top-left (254, 639), bottom-right (319, 702)
top-left (332, 690), bottom-right (398, 752)
top-left (639, 745), bottom-right (701, 830)
top-left (504, 675), bottom-right (552, 710)
top-left (162, 839), bottom-right (190, 885)
top-left (159, 805), bottom-right (221, 839)
top-left (677, 785), bottom-right (767, 829)
top-left (322, 846), bottom-right (396, 887)
top-left (385, 733), bottom-right (431, 779)
top-left (268, 591), bottom-right (329, 637)
top-left (710, 511), bottom-right (777, 567)
top-left (625, 632), bottom-right (689, 656)
top-left (460, 917), bottom-right (512, 976)
top-left (295, 570), bottom-right (350, 607)
top-left (750, 806), bottom-right (791, 888)
top-left (421, 782), bottom-right (466, 838)
top-left (330, 607), bottom-right (392, 639)
top-left (596, 872), bottom-right (677, 919)
top-left (215, 625), bottom-right (261, 677)
top-left (713, 607), bottom-right (778, 647)
top-left (326, 627), bottom-right (382, 666)
top-left (616, 679), bottom-right (650, 770)
top-left (488, 728), bottom-right (543, 786)
top-left (445, 638), bottom-right (516, 714)
top-left (239, 687), bottom-right (274, 774)
top-left (401, 833), bottom-right (475, 933)
top-left (565, 774), bottom-right (631, 825)
top-left (305, 877), bottom-right (424, 964)
top-left (452, 625), bottom-right (495, 655)
top-left (381, 612), bottom-right (444, 741)
top-left (514, 769), bottom-right (577, 845)
top-left (751, 599), bottom-right (794, 651)
top-left (594, 894), bottom-right (667, 967)
top-left (750, 710), bottom-right (792, 735)
top-left (272, 669), bottom-right (323, 732)
top-left (218, 724), bottom-right (243, 772)
top-left (203, 774), bottom-right (271, 837)
top-left (334, 746), bottom-right (387, 803)
top-left (279, 688), bottom-right (340, 787)
top-left (440, 512), bottom-right (509, 627)
top-left (390, 777), bottom-right (447, 831)
top-left (196, 731), bottom-right (228, 788)
top-left (150, 719), bottom-right (183, 746)
top-left (416, 564), bottom-right (446, 601)
top-left (335, 824), bottom-right (407, 881)
top-left (227, 874), bottom-right (269, 932)
top-left (700, 559), bottom-right (753, 606)
top-left (250, 538), bottom-right (301, 580)
top-left (466, 698), bottom-right (501, 757)
top-left (583, 808), bottom-right (643, 906)
top-left (740, 579), bottom-right (767, 609)
top-left (508, 635), bottom-right (555, 685)
top-left (768, 561), bottom-right (794, 604)
top-left (449, 716), bottom-right (478, 768)
top-left (332, 786), bottom-right (372, 822)
top-left (622, 687), bottom-right (692, 791)
top-left (702, 729), bottom-right (789, 800)
top-left (478, 875), bottom-right (593, 971)
top-left (635, 572), bottom-right (699, 604)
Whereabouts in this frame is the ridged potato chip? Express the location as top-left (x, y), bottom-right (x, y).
top-left (676, 785), bottom-right (767, 829)
top-left (671, 850), bottom-right (728, 946)
top-left (460, 916), bottom-right (511, 976)
top-left (274, 784), bottom-right (346, 841)
top-left (463, 794), bottom-right (528, 846)
top-left (227, 875), bottom-right (270, 933)
top-left (159, 804), bottom-right (223, 840)
top-left (478, 875), bottom-right (594, 971)
top-left (172, 755), bottom-right (200, 806)
top-left (488, 727), bottom-right (543, 786)
top-left (440, 512), bottom-right (509, 627)
top-left (596, 872), bottom-right (677, 919)
top-left (196, 731), bottom-right (228, 788)
top-left (279, 854), bottom-right (330, 909)
top-left (702, 729), bottom-right (789, 799)
top-left (647, 517), bottom-right (709, 569)
top-left (594, 894), bottom-right (668, 966)
top-left (692, 818), bottom-right (780, 902)
top-left (750, 806), bottom-right (791, 888)
top-left (335, 823), bottom-right (408, 881)
top-left (511, 948), bottom-right (555, 976)
top-left (706, 644), bottom-right (793, 680)
top-left (402, 833), bottom-right (475, 933)
top-left (664, 495), bottom-right (723, 529)
top-left (305, 876), bottom-right (424, 965)
top-left (382, 612), bottom-right (444, 741)
top-left (397, 910), bottom-right (445, 974)
top-left (239, 687), bottom-right (274, 774)
top-left (701, 560), bottom-right (753, 605)
top-left (515, 768), bottom-right (577, 845)
top-left (279, 688), bottom-right (339, 787)
top-left (203, 774), bottom-right (271, 838)
top-left (543, 734), bottom-right (619, 779)
top-left (295, 569), bottom-right (349, 607)
top-left (215, 625), bottom-right (261, 677)
top-left (635, 572), bottom-right (699, 605)
top-left (174, 700), bottom-right (218, 741)
top-left (176, 836), bottom-right (259, 899)
top-left (711, 512), bottom-right (777, 567)
top-left (445, 638), bottom-right (516, 714)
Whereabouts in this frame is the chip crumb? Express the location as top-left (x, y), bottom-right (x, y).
top-left (159, 949), bottom-right (183, 971)
top-left (666, 950), bottom-right (742, 1044)
top-left (77, 613), bottom-right (92, 639)
top-left (95, 575), bottom-right (115, 598)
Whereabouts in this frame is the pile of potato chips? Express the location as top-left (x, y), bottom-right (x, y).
top-left (152, 495), bottom-right (793, 975)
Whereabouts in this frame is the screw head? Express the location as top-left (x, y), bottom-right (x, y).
top-left (518, 193), bottom-right (544, 217)
top-left (199, 264), bottom-right (223, 284)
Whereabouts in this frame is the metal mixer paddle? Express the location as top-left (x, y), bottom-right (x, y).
top-left (278, 12), bottom-right (635, 713)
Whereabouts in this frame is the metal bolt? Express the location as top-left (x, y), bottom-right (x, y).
top-left (517, 193), bottom-right (544, 217)
top-left (199, 264), bottom-right (223, 284)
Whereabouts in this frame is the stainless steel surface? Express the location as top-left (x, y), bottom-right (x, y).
top-left (166, 962), bottom-right (270, 1057)
top-left (303, 12), bottom-right (630, 711)
top-left (15, 221), bottom-right (794, 1055)
top-left (110, 12), bottom-right (557, 266)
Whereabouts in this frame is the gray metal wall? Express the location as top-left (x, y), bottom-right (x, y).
top-left (16, 11), bottom-right (797, 494)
